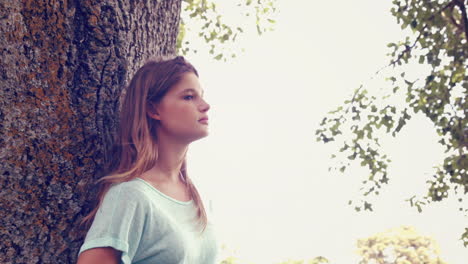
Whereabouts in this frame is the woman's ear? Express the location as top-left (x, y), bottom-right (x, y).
top-left (147, 102), bottom-right (161, 120)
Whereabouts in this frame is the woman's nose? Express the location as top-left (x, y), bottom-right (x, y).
top-left (199, 97), bottom-right (211, 112)
top-left (200, 100), bottom-right (211, 112)
top-left (200, 99), bottom-right (210, 112)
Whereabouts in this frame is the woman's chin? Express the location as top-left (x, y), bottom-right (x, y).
top-left (182, 131), bottom-right (209, 144)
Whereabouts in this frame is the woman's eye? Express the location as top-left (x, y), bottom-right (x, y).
top-left (184, 95), bottom-right (194, 100)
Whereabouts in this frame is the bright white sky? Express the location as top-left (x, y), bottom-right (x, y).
top-left (182, 1), bottom-right (468, 263)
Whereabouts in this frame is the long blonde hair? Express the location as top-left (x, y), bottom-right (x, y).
top-left (82, 55), bottom-right (207, 231)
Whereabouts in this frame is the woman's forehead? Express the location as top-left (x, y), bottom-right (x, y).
top-left (172, 73), bottom-right (204, 95)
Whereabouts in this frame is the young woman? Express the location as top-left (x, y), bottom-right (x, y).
top-left (77, 56), bottom-right (218, 264)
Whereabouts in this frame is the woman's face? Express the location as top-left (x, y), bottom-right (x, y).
top-left (150, 72), bottom-right (210, 143)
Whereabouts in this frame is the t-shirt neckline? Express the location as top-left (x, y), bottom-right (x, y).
top-left (134, 177), bottom-right (194, 206)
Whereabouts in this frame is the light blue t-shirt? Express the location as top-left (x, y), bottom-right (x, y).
top-left (78, 178), bottom-right (219, 264)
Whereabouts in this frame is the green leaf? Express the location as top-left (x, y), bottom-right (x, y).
top-left (419, 55), bottom-right (425, 64)
top-left (340, 166), bottom-right (346, 173)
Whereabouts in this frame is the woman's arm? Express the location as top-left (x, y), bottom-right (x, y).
top-left (76, 247), bottom-right (122, 264)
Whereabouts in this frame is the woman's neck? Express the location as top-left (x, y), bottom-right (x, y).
top-left (146, 134), bottom-right (189, 183)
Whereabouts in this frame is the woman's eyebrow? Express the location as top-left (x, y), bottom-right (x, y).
top-left (181, 88), bottom-right (204, 97)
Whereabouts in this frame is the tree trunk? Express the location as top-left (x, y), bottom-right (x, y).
top-left (0, 0), bottom-right (181, 263)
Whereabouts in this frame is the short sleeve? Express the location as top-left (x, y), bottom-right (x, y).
top-left (78, 184), bottom-right (147, 264)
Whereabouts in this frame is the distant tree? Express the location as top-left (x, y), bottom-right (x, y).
top-left (220, 256), bottom-right (243, 264)
top-left (356, 226), bottom-right (447, 264)
top-left (315, 0), bottom-right (467, 245)
top-left (217, 239), bottom-right (330, 264)
top-left (274, 256), bottom-right (329, 264)
top-left (309, 256), bottom-right (330, 264)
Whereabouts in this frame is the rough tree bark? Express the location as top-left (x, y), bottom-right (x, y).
top-left (0, 0), bottom-right (181, 263)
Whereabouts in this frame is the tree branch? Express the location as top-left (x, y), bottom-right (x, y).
top-left (391, 1), bottom-right (459, 67)
top-left (389, 31), bottom-right (424, 67)
top-left (455, 0), bottom-right (468, 43)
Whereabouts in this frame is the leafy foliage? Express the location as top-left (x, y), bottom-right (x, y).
top-left (218, 256), bottom-right (330, 264)
top-left (356, 226), bottom-right (447, 264)
top-left (217, 243), bottom-right (329, 264)
top-left (220, 256), bottom-right (243, 264)
top-left (274, 257), bottom-right (330, 264)
top-left (315, 0), bottom-right (467, 245)
top-left (177, 0), bottom-right (277, 61)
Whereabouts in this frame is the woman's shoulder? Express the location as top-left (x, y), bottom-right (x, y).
top-left (104, 178), bottom-right (150, 202)
top-left (109, 177), bottom-right (145, 189)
